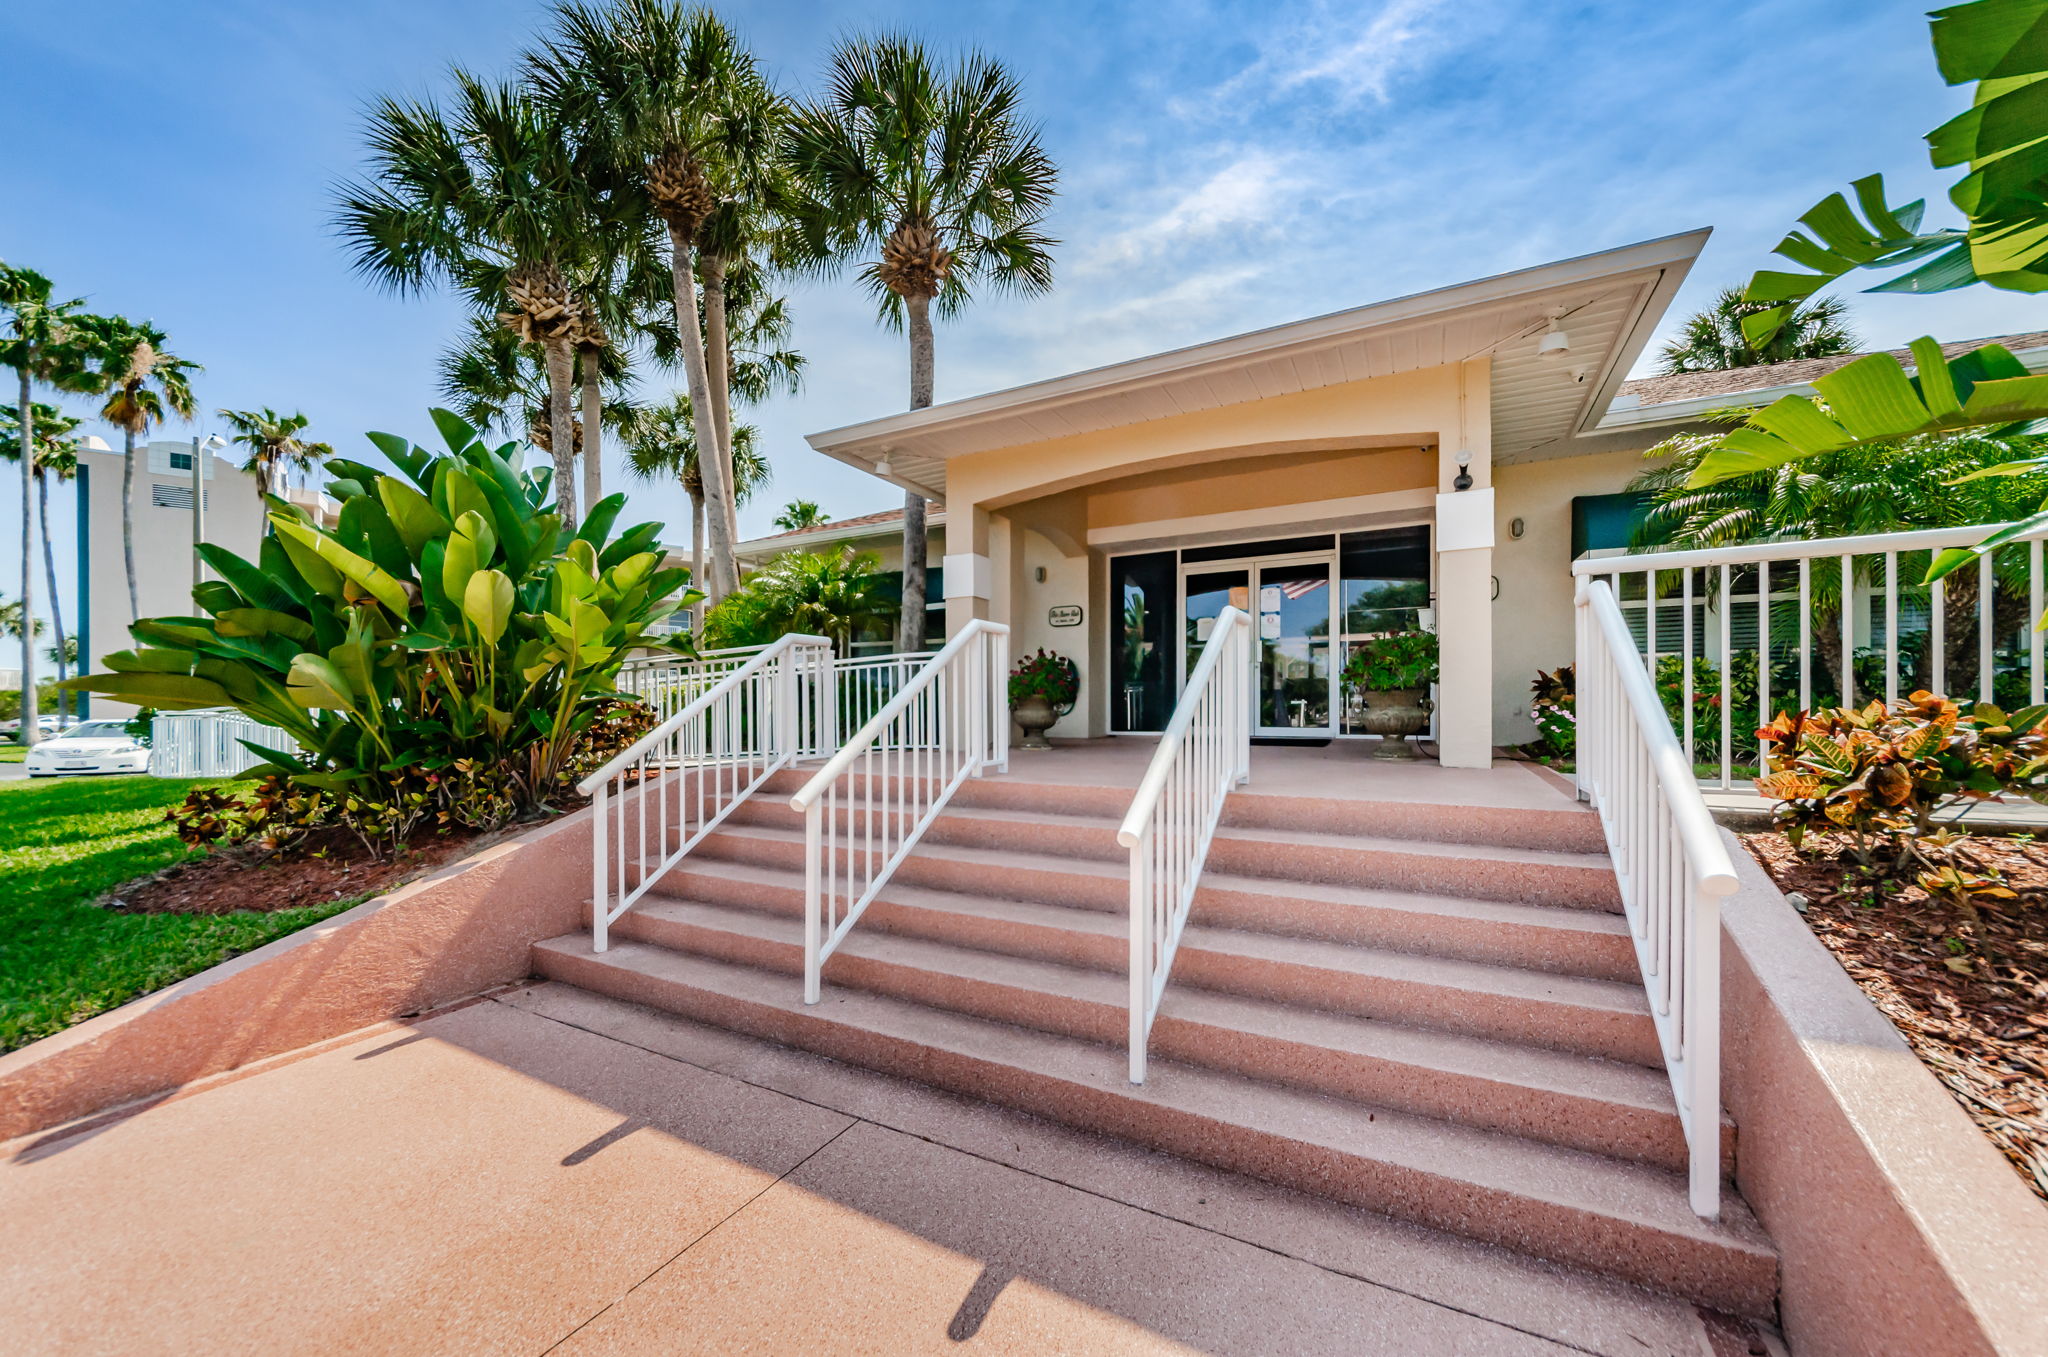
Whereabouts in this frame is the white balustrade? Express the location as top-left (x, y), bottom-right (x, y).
top-left (788, 621), bottom-right (1010, 1003)
top-left (579, 634), bottom-right (833, 951)
top-left (1119, 606), bottom-right (1252, 1084)
top-left (1574, 577), bottom-right (1740, 1219)
top-left (149, 708), bottom-right (300, 778)
top-left (1571, 521), bottom-right (2048, 791)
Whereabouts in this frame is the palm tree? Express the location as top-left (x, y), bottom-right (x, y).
top-left (773, 499), bottom-right (828, 531)
top-left (525, 0), bottom-right (782, 602)
top-left (217, 407), bottom-right (334, 529)
top-left (91, 317), bottom-right (200, 621)
top-left (624, 393), bottom-right (768, 609)
top-left (0, 263), bottom-right (102, 747)
top-left (785, 37), bottom-right (1058, 651)
top-left (1655, 287), bottom-right (1858, 376)
top-left (336, 72), bottom-right (606, 521)
top-left (0, 401), bottom-right (81, 707)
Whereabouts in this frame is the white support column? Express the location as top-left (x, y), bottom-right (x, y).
top-left (1434, 358), bottom-right (1494, 769)
top-left (944, 503), bottom-right (995, 640)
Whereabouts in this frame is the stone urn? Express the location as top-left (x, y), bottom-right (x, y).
top-left (1012, 694), bottom-right (1061, 750)
top-left (1358, 688), bottom-right (1430, 760)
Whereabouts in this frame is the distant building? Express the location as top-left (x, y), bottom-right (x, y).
top-left (72, 440), bottom-right (335, 719)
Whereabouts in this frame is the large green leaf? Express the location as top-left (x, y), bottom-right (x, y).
top-left (463, 568), bottom-right (514, 645)
top-left (199, 543), bottom-right (300, 613)
top-left (377, 476), bottom-right (450, 557)
top-left (365, 430), bottom-right (432, 487)
top-left (286, 653), bottom-right (358, 711)
top-left (215, 608), bottom-right (317, 643)
top-left (1690, 339), bottom-right (2048, 485)
top-left (58, 672), bottom-right (234, 709)
top-left (272, 517), bottom-right (412, 615)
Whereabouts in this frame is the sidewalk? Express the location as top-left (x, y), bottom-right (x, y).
top-left (0, 984), bottom-right (1774, 1355)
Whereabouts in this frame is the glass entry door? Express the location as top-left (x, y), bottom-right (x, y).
top-left (1252, 559), bottom-right (1333, 735)
top-left (1180, 553), bottom-right (1337, 738)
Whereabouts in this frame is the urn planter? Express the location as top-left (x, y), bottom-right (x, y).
top-left (1358, 688), bottom-right (1430, 759)
top-left (1012, 695), bottom-right (1060, 750)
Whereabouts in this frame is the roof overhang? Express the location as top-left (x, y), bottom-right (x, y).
top-left (806, 228), bottom-right (1711, 499)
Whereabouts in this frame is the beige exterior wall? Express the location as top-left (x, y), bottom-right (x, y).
top-left (78, 442), bottom-right (262, 719)
top-left (1490, 445), bottom-right (1651, 744)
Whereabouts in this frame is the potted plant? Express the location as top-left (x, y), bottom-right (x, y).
top-left (1343, 631), bottom-right (1439, 760)
top-left (1009, 649), bottom-right (1079, 750)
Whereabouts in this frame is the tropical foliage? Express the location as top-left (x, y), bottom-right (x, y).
top-left (701, 545), bottom-right (893, 656)
top-left (1656, 286), bottom-right (1857, 375)
top-left (1754, 692), bottom-right (2048, 872)
top-left (1342, 631), bottom-right (1440, 691)
top-left (61, 411), bottom-right (698, 844)
top-left (623, 393), bottom-right (770, 609)
top-left (0, 401), bottom-right (82, 702)
top-left (786, 35), bottom-right (1058, 652)
top-left (773, 499), bottom-right (828, 530)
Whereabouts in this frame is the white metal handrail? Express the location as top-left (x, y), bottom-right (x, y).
top-left (1575, 578), bottom-right (1739, 1219)
top-left (580, 633), bottom-right (833, 950)
top-left (1572, 519), bottom-right (2048, 791)
top-left (148, 708), bottom-right (300, 778)
top-left (1119, 606), bottom-right (1252, 1083)
top-left (789, 619), bottom-right (1010, 1003)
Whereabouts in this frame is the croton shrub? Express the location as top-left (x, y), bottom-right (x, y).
top-left (64, 410), bottom-right (698, 853)
top-left (1753, 691), bottom-right (2048, 872)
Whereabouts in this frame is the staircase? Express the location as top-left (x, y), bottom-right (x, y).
top-left (533, 764), bottom-right (1777, 1317)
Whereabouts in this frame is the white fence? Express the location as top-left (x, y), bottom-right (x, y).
top-left (1119, 607), bottom-right (1252, 1083)
top-left (789, 621), bottom-right (1010, 1003)
top-left (1571, 521), bottom-right (2048, 789)
top-left (150, 709), bottom-right (300, 779)
top-left (1575, 577), bottom-right (1740, 1219)
top-left (580, 636), bottom-right (834, 951)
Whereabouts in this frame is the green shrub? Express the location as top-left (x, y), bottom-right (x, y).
top-left (1343, 630), bottom-right (1439, 691)
top-left (1529, 665), bottom-right (1575, 759)
top-left (65, 410), bottom-right (697, 841)
top-left (1754, 691), bottom-right (2048, 870)
top-left (703, 545), bottom-right (894, 655)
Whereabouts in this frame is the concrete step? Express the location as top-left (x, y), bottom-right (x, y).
top-left (716, 801), bottom-right (1620, 913)
top-left (531, 935), bottom-right (1777, 1317)
top-left (624, 870), bottom-right (1658, 1067)
top-left (646, 849), bottom-right (1639, 983)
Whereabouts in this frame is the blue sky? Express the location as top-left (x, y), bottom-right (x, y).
top-left (5, 0), bottom-right (2045, 669)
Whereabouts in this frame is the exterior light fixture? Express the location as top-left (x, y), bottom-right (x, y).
top-left (873, 454), bottom-right (894, 478)
top-left (1537, 325), bottom-right (1571, 357)
top-left (1453, 447), bottom-right (1474, 492)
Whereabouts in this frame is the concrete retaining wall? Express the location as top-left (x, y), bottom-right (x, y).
top-left (1718, 829), bottom-right (2048, 1356)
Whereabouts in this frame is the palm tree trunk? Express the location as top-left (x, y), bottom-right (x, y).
top-left (688, 486), bottom-right (705, 629)
top-left (578, 345), bottom-right (603, 516)
top-left (702, 254), bottom-right (740, 550)
top-left (121, 424), bottom-right (140, 621)
top-left (668, 224), bottom-right (736, 601)
top-left (256, 453), bottom-right (272, 539)
top-left (16, 367), bottom-right (36, 747)
top-left (896, 291), bottom-right (935, 654)
top-left (541, 337), bottom-right (579, 524)
top-left (37, 469), bottom-right (67, 720)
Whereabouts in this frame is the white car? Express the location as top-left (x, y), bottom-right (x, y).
top-left (23, 721), bottom-right (152, 777)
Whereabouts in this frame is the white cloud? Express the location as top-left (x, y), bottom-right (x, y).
top-left (1083, 149), bottom-right (1315, 270)
top-left (1204, 0), bottom-right (1457, 112)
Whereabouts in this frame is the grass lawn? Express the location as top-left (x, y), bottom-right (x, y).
top-left (0, 746), bottom-right (23, 763)
top-left (0, 776), bottom-right (361, 1053)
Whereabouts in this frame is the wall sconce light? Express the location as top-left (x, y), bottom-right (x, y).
top-left (1034, 566), bottom-right (1047, 583)
top-left (1453, 447), bottom-right (1473, 492)
top-left (1509, 516), bottom-right (1525, 539)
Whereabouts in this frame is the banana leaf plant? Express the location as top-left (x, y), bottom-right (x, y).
top-left (63, 408), bottom-right (699, 814)
top-left (1741, 1), bottom-right (2048, 348)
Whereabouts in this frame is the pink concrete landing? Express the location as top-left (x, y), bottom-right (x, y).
top-left (0, 987), bottom-right (1778, 1356)
top-left (996, 736), bottom-right (1584, 810)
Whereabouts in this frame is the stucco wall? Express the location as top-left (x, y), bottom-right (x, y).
top-left (1490, 446), bottom-right (1649, 744)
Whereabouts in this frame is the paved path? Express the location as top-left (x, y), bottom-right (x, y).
top-left (0, 985), bottom-right (1775, 1355)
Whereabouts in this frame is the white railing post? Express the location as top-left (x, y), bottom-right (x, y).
top-left (1121, 606), bottom-right (1253, 1083)
top-left (591, 781), bottom-right (610, 953)
top-left (792, 620), bottom-right (1013, 997)
top-left (988, 626), bottom-right (1010, 773)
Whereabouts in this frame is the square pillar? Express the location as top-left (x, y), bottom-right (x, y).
top-left (944, 503), bottom-right (994, 639)
top-left (1434, 358), bottom-right (1494, 768)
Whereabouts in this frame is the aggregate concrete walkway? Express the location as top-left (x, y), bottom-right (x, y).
top-left (0, 985), bottom-right (1777, 1355)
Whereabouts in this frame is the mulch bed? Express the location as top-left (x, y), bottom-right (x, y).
top-left (1742, 830), bottom-right (2048, 1203)
top-left (105, 823), bottom-right (514, 917)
